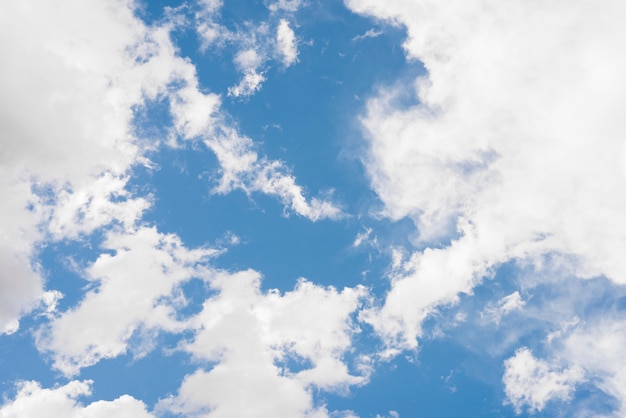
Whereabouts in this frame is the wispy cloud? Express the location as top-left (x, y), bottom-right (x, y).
top-left (352, 28), bottom-right (382, 42)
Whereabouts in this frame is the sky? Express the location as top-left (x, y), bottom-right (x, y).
top-left (1, 0), bottom-right (626, 417)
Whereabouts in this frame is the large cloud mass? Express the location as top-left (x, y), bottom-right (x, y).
top-left (346, 0), bottom-right (626, 344)
top-left (345, 0), bottom-right (626, 411)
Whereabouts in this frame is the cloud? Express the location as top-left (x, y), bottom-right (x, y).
top-left (352, 28), bottom-right (382, 43)
top-left (195, 3), bottom-right (301, 96)
top-left (559, 318), bottom-right (626, 416)
top-left (345, 0), bottom-right (626, 351)
top-left (0, 0), bottom-right (336, 336)
top-left (36, 227), bottom-right (218, 376)
top-left (267, 0), bottom-right (304, 13)
top-left (277, 19), bottom-right (299, 67)
top-left (503, 347), bottom-right (584, 414)
top-left (169, 90), bottom-right (344, 220)
top-left (0, 380), bottom-right (154, 418)
top-left (159, 273), bottom-right (369, 417)
top-left (0, 0), bottom-right (200, 334)
top-left (480, 291), bottom-right (525, 326)
top-left (34, 225), bottom-right (368, 413)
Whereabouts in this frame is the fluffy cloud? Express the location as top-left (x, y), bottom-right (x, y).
top-left (0, 0), bottom-right (335, 336)
top-left (34, 226), bottom-right (367, 412)
top-left (0, 380), bottom-right (154, 418)
top-left (346, 0), bottom-right (626, 350)
top-left (560, 318), bottom-right (626, 416)
top-left (159, 272), bottom-right (368, 417)
top-left (503, 347), bottom-right (584, 414)
top-left (0, 0), bottom-right (195, 334)
top-left (276, 19), bottom-right (299, 67)
top-left (36, 227), bottom-right (218, 376)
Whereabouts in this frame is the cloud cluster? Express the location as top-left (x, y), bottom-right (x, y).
top-left (0, 0), bottom-right (192, 334)
top-left (35, 227), bottom-right (218, 375)
top-left (160, 274), bottom-right (368, 417)
top-left (195, 1), bottom-right (300, 97)
top-left (345, 0), bottom-right (626, 410)
top-left (30, 224), bottom-right (366, 415)
top-left (1, 0), bottom-right (349, 414)
top-left (0, 380), bottom-right (154, 418)
top-left (346, 0), bottom-right (626, 345)
top-left (0, 0), bottom-right (337, 338)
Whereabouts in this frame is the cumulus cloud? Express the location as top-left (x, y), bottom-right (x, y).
top-left (0, 0), bottom-right (200, 333)
top-left (36, 227), bottom-right (218, 376)
top-left (277, 19), bottom-right (299, 67)
top-left (559, 318), bottom-right (626, 416)
top-left (0, 0), bottom-right (335, 336)
top-left (503, 347), bottom-right (584, 414)
top-left (0, 380), bottom-right (154, 418)
top-left (159, 272), bottom-right (369, 417)
top-left (346, 0), bottom-right (626, 351)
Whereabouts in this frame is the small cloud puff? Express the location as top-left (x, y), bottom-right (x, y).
top-left (503, 347), bottom-right (584, 414)
top-left (352, 28), bottom-right (382, 42)
top-left (276, 19), bottom-right (299, 67)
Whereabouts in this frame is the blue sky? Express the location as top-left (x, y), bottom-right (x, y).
top-left (2, 0), bottom-right (626, 417)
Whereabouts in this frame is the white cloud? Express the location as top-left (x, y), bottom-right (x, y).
top-left (0, 0), bottom-right (198, 333)
top-left (346, 0), bottom-right (626, 350)
top-left (159, 272), bottom-right (369, 417)
top-left (503, 347), bottom-right (584, 414)
top-left (195, 4), bottom-right (302, 96)
top-left (0, 0), bottom-right (329, 336)
top-left (481, 291), bottom-right (525, 325)
top-left (352, 28), bottom-right (382, 43)
top-left (228, 70), bottom-right (267, 98)
top-left (267, 0), bottom-right (304, 13)
top-left (277, 19), bottom-right (299, 67)
top-left (0, 380), bottom-right (153, 418)
top-left (560, 319), bottom-right (626, 416)
top-left (36, 227), bottom-right (218, 376)
top-left (0, 380), bottom-right (154, 418)
top-left (169, 94), bottom-right (344, 220)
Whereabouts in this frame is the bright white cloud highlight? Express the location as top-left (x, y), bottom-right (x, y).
top-left (0, 380), bottom-right (154, 418)
top-left (277, 19), bottom-right (299, 67)
top-left (267, 0), bottom-right (304, 13)
top-left (346, 0), bottom-right (626, 351)
top-left (560, 318), bottom-right (626, 416)
top-left (503, 347), bottom-right (584, 414)
top-left (0, 0), bottom-right (200, 333)
top-left (195, 3), bottom-right (301, 96)
top-left (159, 272), bottom-right (368, 417)
top-left (36, 227), bottom-right (218, 376)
